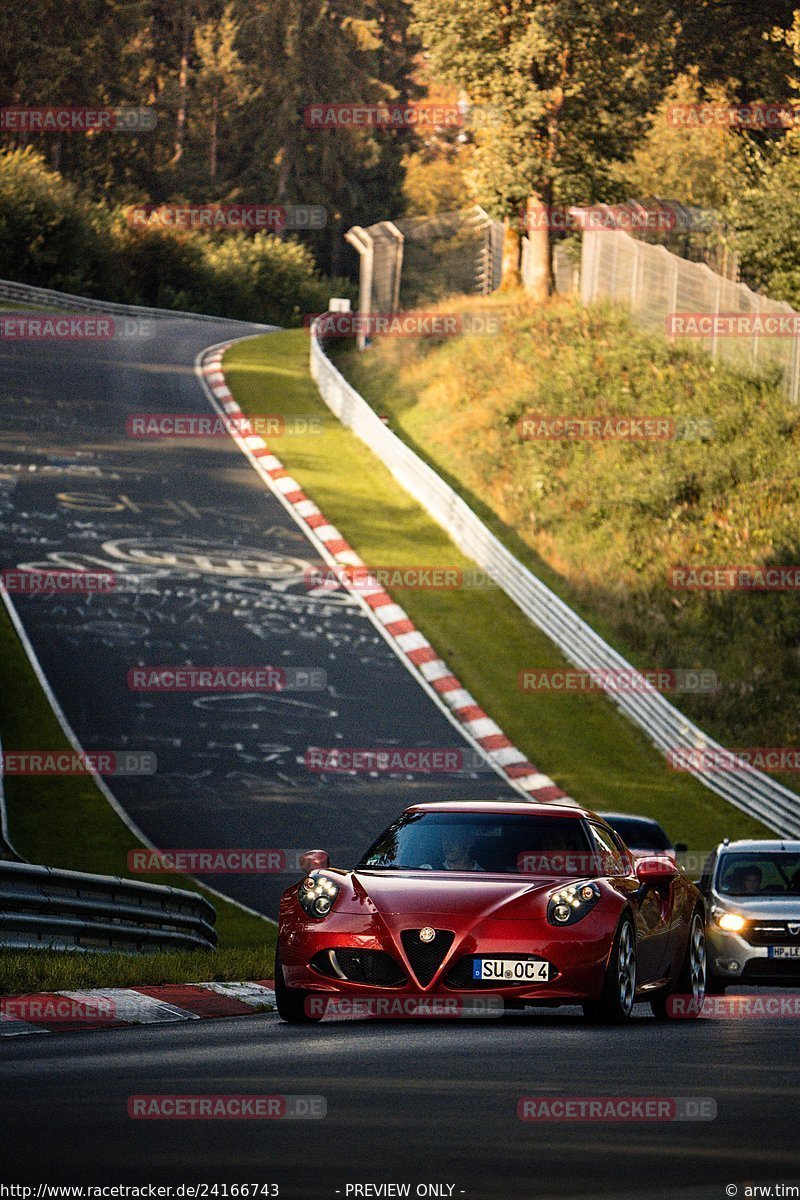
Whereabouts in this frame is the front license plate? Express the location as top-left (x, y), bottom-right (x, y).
top-left (768, 945), bottom-right (800, 959)
top-left (472, 957), bottom-right (549, 982)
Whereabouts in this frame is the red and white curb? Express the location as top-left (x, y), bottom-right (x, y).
top-left (197, 343), bottom-right (566, 804)
top-left (0, 979), bottom-right (276, 1036)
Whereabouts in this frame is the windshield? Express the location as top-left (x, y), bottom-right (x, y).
top-left (716, 852), bottom-right (800, 897)
top-left (604, 817), bottom-right (672, 851)
top-left (357, 811), bottom-right (595, 875)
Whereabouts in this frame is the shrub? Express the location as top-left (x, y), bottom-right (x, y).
top-left (0, 148), bottom-right (354, 323)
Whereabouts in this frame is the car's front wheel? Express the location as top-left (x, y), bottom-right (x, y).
top-left (650, 909), bottom-right (706, 1020)
top-left (274, 945), bottom-right (323, 1023)
top-left (582, 915), bottom-right (637, 1024)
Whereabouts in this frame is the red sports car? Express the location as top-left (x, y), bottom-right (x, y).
top-left (276, 801), bottom-right (707, 1023)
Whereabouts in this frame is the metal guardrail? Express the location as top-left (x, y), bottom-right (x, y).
top-left (0, 277), bottom-right (266, 325)
top-left (310, 324), bottom-right (800, 838)
top-left (0, 861), bottom-right (217, 954)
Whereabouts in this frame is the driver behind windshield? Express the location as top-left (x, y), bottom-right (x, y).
top-left (725, 864), bottom-right (763, 894)
top-left (739, 866), bottom-right (763, 894)
top-left (440, 825), bottom-right (484, 871)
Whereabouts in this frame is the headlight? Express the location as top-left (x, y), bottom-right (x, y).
top-left (715, 909), bottom-right (746, 933)
top-left (547, 881), bottom-right (600, 926)
top-left (298, 872), bottom-right (340, 920)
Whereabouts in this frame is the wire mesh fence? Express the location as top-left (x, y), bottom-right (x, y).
top-left (580, 228), bottom-right (800, 402)
top-left (344, 207), bottom-right (504, 346)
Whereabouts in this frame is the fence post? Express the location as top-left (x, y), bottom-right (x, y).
top-left (344, 225), bottom-right (374, 352)
top-left (668, 256), bottom-right (680, 343)
top-left (711, 275), bottom-right (722, 360)
top-left (609, 231), bottom-right (620, 299)
top-left (790, 328), bottom-right (800, 405)
top-left (629, 238), bottom-right (641, 313)
top-left (751, 293), bottom-right (763, 371)
top-left (580, 232), bottom-right (598, 305)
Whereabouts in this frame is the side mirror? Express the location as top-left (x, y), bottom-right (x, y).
top-left (675, 842), bottom-right (688, 853)
top-left (636, 855), bottom-right (677, 885)
top-left (299, 849), bottom-right (329, 872)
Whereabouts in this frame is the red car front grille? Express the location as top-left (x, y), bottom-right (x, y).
top-left (400, 929), bottom-right (455, 986)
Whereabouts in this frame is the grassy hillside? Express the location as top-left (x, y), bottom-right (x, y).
top-left (334, 293), bottom-right (800, 781)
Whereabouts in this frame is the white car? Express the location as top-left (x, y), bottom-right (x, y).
top-left (698, 839), bottom-right (800, 993)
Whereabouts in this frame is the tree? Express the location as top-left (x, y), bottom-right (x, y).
top-left (671, 0), bottom-right (797, 102)
top-left (730, 11), bottom-right (800, 306)
top-left (192, 5), bottom-right (252, 182)
top-left (228, 0), bottom-right (418, 272)
top-left (410, 0), bottom-right (677, 296)
top-left (401, 146), bottom-right (474, 215)
top-left (619, 70), bottom-right (755, 212)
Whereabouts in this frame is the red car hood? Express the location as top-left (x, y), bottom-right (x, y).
top-left (347, 870), bottom-right (563, 921)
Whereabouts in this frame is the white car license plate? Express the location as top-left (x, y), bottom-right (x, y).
top-left (768, 945), bottom-right (800, 959)
top-left (472, 957), bottom-right (549, 982)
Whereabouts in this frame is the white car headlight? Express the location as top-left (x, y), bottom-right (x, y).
top-left (715, 909), bottom-right (747, 933)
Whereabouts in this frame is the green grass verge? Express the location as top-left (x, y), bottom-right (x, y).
top-left (0, 947), bottom-right (275, 996)
top-left (222, 329), bottom-right (770, 854)
top-left (0, 601), bottom-right (275, 995)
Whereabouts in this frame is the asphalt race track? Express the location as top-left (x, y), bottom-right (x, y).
top-left (0, 314), bottom-right (511, 913)
top-left (2, 1002), bottom-right (799, 1197)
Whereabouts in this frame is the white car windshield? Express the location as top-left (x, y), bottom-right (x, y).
top-left (717, 852), bottom-right (800, 896)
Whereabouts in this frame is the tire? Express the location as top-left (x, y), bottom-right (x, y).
top-left (582, 914), bottom-right (637, 1024)
top-left (650, 909), bottom-right (706, 1020)
top-left (274, 945), bottom-right (323, 1024)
